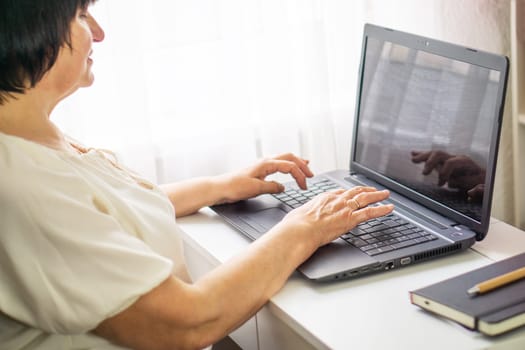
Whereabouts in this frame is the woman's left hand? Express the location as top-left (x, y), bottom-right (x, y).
top-left (216, 153), bottom-right (314, 204)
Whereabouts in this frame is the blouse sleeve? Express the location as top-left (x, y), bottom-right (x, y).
top-left (0, 155), bottom-right (174, 334)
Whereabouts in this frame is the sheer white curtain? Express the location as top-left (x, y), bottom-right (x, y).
top-left (53, 0), bottom-right (513, 225)
top-left (54, 0), bottom-right (364, 183)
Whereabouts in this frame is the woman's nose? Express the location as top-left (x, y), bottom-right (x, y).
top-left (90, 15), bottom-right (105, 42)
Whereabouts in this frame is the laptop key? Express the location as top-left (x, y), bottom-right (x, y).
top-left (359, 234), bottom-right (374, 241)
top-left (349, 227), bottom-right (368, 236)
top-left (360, 242), bottom-right (388, 251)
top-left (414, 236), bottom-right (429, 243)
top-left (366, 245), bottom-right (395, 256)
top-left (358, 223), bottom-right (372, 230)
top-left (407, 232), bottom-right (423, 240)
top-left (344, 237), bottom-right (368, 248)
top-left (390, 239), bottom-right (419, 250)
top-left (423, 234), bottom-right (438, 241)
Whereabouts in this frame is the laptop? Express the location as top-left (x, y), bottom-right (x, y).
top-left (211, 23), bottom-right (509, 282)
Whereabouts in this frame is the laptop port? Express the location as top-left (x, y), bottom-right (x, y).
top-left (400, 257), bottom-right (412, 265)
top-left (385, 261), bottom-right (395, 270)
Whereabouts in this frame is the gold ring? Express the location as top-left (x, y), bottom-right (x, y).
top-left (348, 198), bottom-right (360, 210)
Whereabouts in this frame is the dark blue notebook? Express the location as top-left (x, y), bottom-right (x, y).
top-left (410, 252), bottom-right (525, 336)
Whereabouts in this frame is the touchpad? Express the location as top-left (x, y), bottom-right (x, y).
top-left (239, 208), bottom-right (287, 234)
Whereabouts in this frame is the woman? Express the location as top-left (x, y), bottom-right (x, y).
top-left (0, 1), bottom-right (393, 349)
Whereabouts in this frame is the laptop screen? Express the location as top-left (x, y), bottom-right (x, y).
top-left (352, 26), bottom-right (507, 234)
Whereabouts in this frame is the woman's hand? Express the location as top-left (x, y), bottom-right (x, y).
top-left (279, 186), bottom-right (394, 247)
top-left (161, 153), bottom-right (312, 217)
top-left (216, 153), bottom-right (314, 204)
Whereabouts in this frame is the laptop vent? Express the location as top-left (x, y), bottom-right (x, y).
top-left (413, 244), bottom-right (462, 262)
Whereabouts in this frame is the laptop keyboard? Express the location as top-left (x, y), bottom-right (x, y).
top-left (272, 178), bottom-right (340, 208)
top-left (272, 178), bottom-right (438, 256)
top-left (341, 214), bottom-right (438, 256)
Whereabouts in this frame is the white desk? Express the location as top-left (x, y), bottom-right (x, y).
top-left (178, 209), bottom-right (525, 350)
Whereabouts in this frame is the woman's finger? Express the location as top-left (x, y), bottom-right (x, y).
top-left (273, 153), bottom-right (314, 178)
top-left (256, 159), bottom-right (310, 190)
top-left (338, 187), bottom-right (388, 210)
top-left (258, 180), bottom-right (285, 194)
top-left (351, 204), bottom-right (395, 224)
top-left (341, 186), bottom-right (378, 201)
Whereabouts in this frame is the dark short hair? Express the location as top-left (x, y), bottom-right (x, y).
top-left (0, 0), bottom-right (96, 104)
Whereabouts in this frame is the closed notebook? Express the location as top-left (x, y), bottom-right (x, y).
top-left (410, 252), bottom-right (525, 336)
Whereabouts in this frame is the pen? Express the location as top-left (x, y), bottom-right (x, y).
top-left (467, 266), bottom-right (525, 296)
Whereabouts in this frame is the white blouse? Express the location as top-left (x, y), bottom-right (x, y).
top-left (0, 132), bottom-right (190, 349)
